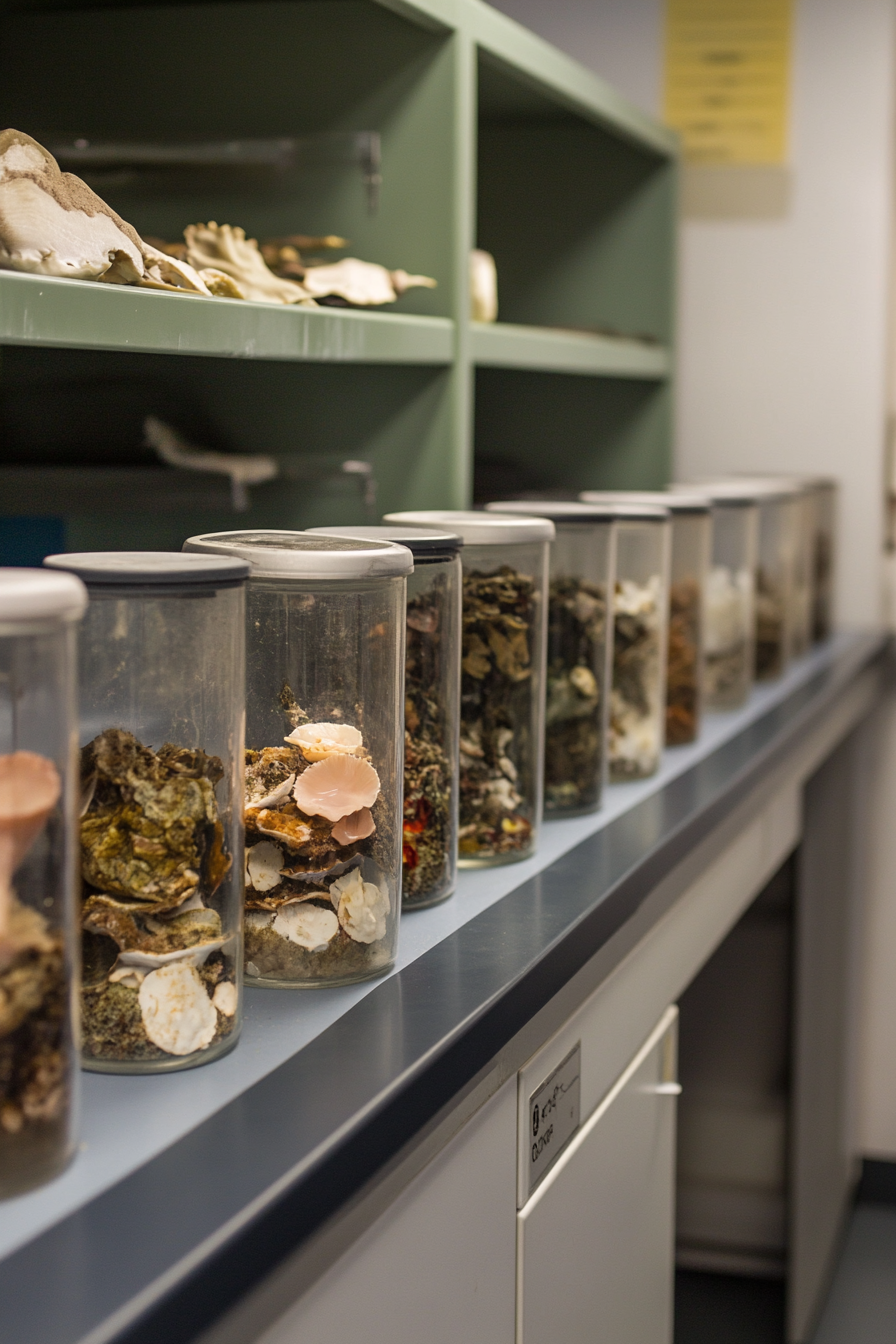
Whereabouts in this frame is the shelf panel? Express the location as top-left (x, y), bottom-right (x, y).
top-left (471, 322), bottom-right (671, 378)
top-left (0, 273), bottom-right (455, 364)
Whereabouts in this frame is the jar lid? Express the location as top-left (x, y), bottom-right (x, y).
top-left (579, 490), bottom-right (709, 515)
top-left (383, 509), bottom-right (555, 544)
top-left (44, 551), bottom-right (249, 586)
top-left (184, 530), bottom-right (413, 579)
top-left (485, 499), bottom-right (618, 523)
top-left (0, 568), bottom-right (87, 623)
top-left (673, 480), bottom-right (793, 504)
top-left (306, 524), bottom-right (462, 561)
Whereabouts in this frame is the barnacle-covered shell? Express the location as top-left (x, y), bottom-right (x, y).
top-left (138, 962), bottom-right (217, 1056)
top-left (292, 755), bottom-right (380, 823)
top-left (272, 903), bottom-right (339, 950)
top-left (212, 981), bottom-right (237, 1016)
top-left (246, 840), bottom-right (284, 892)
top-left (331, 807), bottom-right (375, 846)
top-left (285, 722), bottom-right (363, 763)
top-left (330, 867), bottom-right (389, 944)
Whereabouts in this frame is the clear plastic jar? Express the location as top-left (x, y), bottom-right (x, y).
top-left (385, 511), bottom-right (553, 866)
top-left (582, 493), bottom-right (709, 747)
top-left (44, 552), bottom-right (247, 1073)
top-left (488, 501), bottom-right (614, 816)
top-left (810, 479), bottom-right (837, 641)
top-left (605, 507), bottom-right (670, 781)
top-left (0, 571), bottom-right (85, 1196)
top-left (692, 493), bottom-right (757, 710)
top-left (185, 531), bottom-right (410, 986)
top-left (308, 525), bottom-right (461, 910)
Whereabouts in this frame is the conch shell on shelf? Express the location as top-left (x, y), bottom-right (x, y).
top-left (285, 722), bottom-right (363, 763)
top-left (182, 222), bottom-right (317, 306)
top-left (0, 750), bottom-right (61, 966)
top-left (291, 754), bottom-right (380, 824)
top-left (0, 129), bottom-right (146, 283)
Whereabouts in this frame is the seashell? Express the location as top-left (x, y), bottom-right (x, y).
top-left (0, 750), bottom-right (61, 966)
top-left (292, 754), bottom-right (380, 823)
top-left (115, 938), bottom-right (226, 972)
top-left (246, 840), bottom-right (284, 892)
top-left (331, 808), bottom-right (376, 846)
top-left (329, 867), bottom-right (390, 945)
top-left (570, 665), bottom-right (598, 699)
top-left (281, 853), bottom-right (363, 886)
top-left (285, 722), bottom-right (364, 763)
top-left (272, 902), bottom-right (339, 951)
top-left (109, 966), bottom-right (145, 990)
top-left (252, 807), bottom-right (314, 850)
top-left (248, 773), bottom-right (295, 810)
top-left (245, 910), bottom-right (274, 930)
top-left (138, 963), bottom-right (218, 1056)
top-left (212, 981), bottom-right (237, 1016)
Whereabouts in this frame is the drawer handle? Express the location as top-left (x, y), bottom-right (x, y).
top-left (646, 1082), bottom-right (682, 1096)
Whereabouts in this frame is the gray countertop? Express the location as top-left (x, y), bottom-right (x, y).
top-left (0, 630), bottom-right (889, 1344)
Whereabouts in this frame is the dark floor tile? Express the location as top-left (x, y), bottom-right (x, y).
top-left (675, 1270), bottom-right (785, 1344)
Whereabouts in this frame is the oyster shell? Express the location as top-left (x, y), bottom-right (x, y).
top-left (272, 902), bottom-right (339, 950)
top-left (138, 962), bottom-right (217, 1056)
top-left (212, 980), bottom-right (237, 1016)
top-left (249, 806), bottom-right (313, 850)
top-left (329, 867), bottom-right (389, 944)
top-left (246, 840), bottom-right (284, 892)
top-left (292, 754), bottom-right (380, 823)
top-left (285, 721), bottom-right (364, 763)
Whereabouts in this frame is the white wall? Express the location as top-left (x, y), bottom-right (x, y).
top-left (489, 0), bottom-right (896, 1153)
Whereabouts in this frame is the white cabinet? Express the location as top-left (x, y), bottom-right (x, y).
top-left (516, 1009), bottom-right (678, 1344)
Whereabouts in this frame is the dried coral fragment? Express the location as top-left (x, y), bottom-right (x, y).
top-left (138, 962), bottom-right (217, 1056)
top-left (0, 129), bottom-right (144, 282)
top-left (331, 808), bottom-right (375, 846)
top-left (183, 222), bottom-right (316, 305)
top-left (330, 867), bottom-right (389, 944)
top-left (285, 722), bottom-right (363, 763)
top-left (292, 754), bottom-right (380, 823)
top-left (272, 902), bottom-right (339, 951)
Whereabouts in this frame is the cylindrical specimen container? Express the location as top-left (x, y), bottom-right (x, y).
top-left (0, 570), bottom-right (85, 1196)
top-left (184, 532), bottom-right (410, 986)
top-left (486, 501), bottom-right (614, 816)
top-left (680, 489), bottom-right (758, 710)
top-left (44, 552), bottom-right (247, 1072)
top-left (810, 479), bottom-right (837, 641)
top-left (384, 510), bottom-right (553, 867)
top-left (581, 492), bottom-right (709, 747)
top-left (308, 525), bottom-right (462, 910)
top-left (605, 506), bottom-right (671, 781)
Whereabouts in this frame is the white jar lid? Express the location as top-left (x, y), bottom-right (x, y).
top-left (184, 530), bottom-right (413, 580)
top-left (383, 509), bottom-right (555, 545)
top-left (0, 568), bottom-right (87, 623)
top-left (579, 491), bottom-right (707, 515)
top-left (45, 551), bottom-right (249, 586)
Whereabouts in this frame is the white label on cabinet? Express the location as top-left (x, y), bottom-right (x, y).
top-left (527, 1042), bottom-right (581, 1196)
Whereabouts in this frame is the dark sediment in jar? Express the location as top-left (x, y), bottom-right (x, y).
top-left (665, 579), bottom-right (700, 746)
top-left (544, 576), bottom-right (606, 814)
top-left (755, 569), bottom-right (785, 679)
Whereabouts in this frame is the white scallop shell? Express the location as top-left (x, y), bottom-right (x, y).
top-left (138, 963), bottom-right (218, 1056)
top-left (329, 867), bottom-right (390, 945)
top-left (272, 903), bottom-right (339, 951)
top-left (247, 773), bottom-right (295, 810)
top-left (246, 840), bottom-right (284, 892)
top-left (292, 754), bottom-right (380, 823)
top-left (285, 722), bottom-right (363, 762)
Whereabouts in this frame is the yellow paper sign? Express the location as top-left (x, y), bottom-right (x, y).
top-left (664, 0), bottom-right (793, 165)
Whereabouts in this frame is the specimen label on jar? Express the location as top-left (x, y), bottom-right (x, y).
top-left (526, 1042), bottom-right (581, 1197)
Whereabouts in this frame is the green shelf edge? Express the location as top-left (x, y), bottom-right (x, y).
top-left (0, 272), bottom-right (455, 364)
top-left (471, 322), bottom-right (671, 378)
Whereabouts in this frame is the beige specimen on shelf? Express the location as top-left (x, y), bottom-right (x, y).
top-left (0, 128), bottom-right (145, 283)
top-left (183, 222), bottom-right (318, 305)
top-left (299, 257), bottom-right (437, 306)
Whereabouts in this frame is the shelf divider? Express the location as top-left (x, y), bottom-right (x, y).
top-left (471, 321), bottom-right (671, 379)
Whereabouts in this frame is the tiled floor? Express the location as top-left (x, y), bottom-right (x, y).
top-left (674, 1197), bottom-right (896, 1344)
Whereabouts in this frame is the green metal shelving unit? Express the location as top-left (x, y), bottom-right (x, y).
top-left (0, 0), bottom-right (678, 553)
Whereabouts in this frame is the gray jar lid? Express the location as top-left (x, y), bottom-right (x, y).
top-left (307, 524), bottom-right (462, 561)
top-left (383, 509), bottom-right (555, 545)
top-left (579, 490), bottom-right (709, 516)
top-left (184, 530), bottom-right (413, 580)
top-left (486, 499), bottom-right (619, 523)
top-left (44, 551), bottom-right (249, 586)
top-left (0, 568), bottom-right (87, 623)
top-left (672, 480), bottom-right (793, 504)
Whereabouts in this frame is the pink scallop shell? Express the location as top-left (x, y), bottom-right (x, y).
top-left (331, 807), bottom-right (376, 846)
top-left (292, 754), bottom-right (380, 823)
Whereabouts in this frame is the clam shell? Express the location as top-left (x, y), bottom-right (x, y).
top-left (272, 902), bottom-right (339, 950)
top-left (246, 839), bottom-right (284, 892)
top-left (329, 867), bottom-right (390, 945)
top-left (285, 722), bottom-right (364, 763)
top-left (138, 963), bottom-right (218, 1056)
top-left (331, 807), bottom-right (375, 846)
top-left (292, 754), bottom-right (380, 823)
